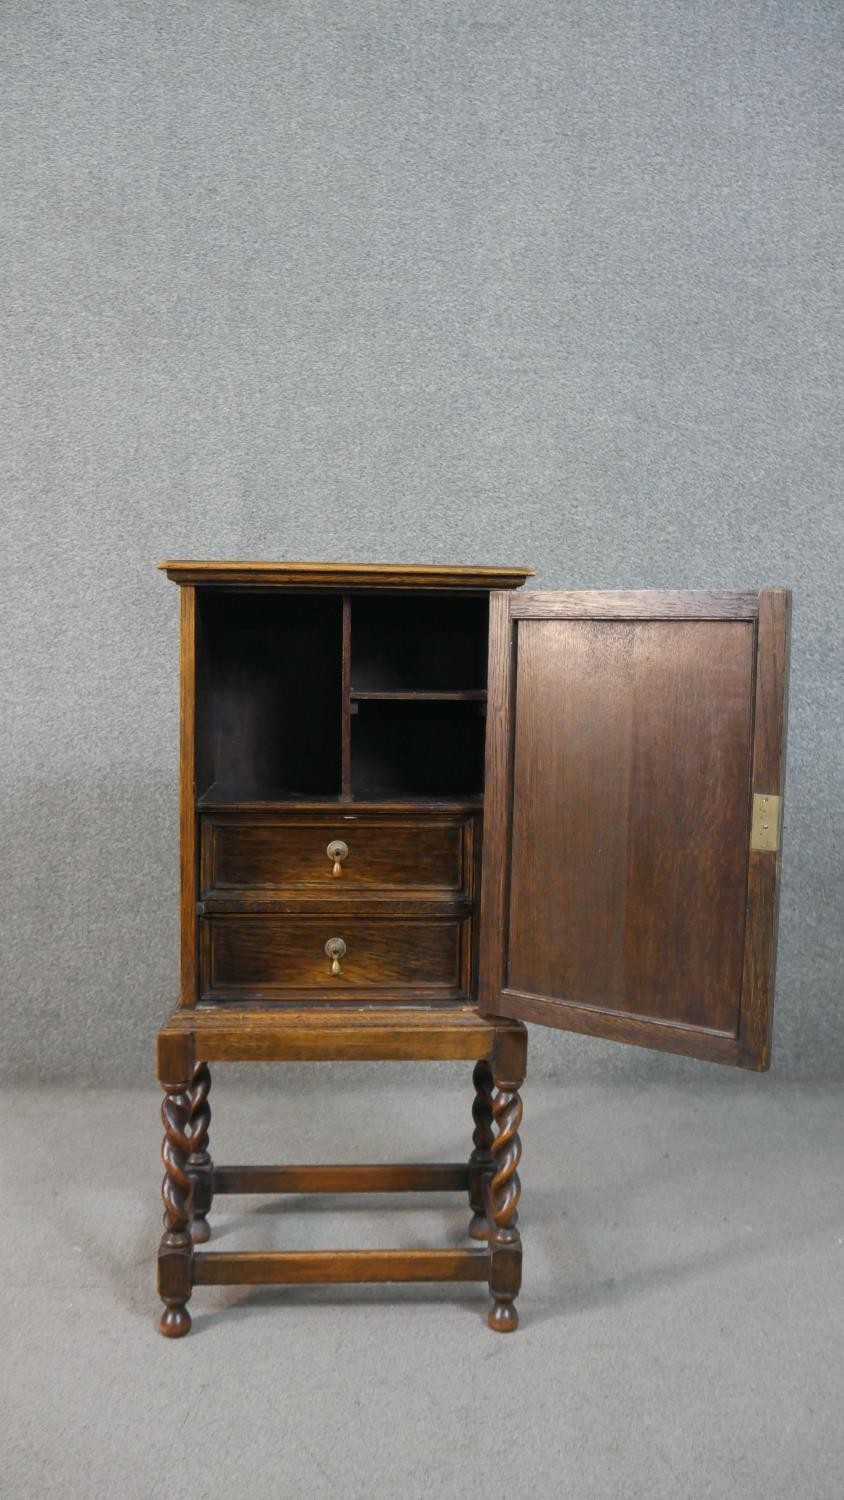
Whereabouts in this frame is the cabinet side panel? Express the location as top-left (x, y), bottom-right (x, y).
top-left (506, 618), bottom-right (755, 1035)
top-left (478, 592), bottom-right (517, 1011)
top-left (179, 585), bottom-right (198, 1006)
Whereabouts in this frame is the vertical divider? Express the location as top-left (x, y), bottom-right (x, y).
top-left (341, 594), bottom-right (352, 800)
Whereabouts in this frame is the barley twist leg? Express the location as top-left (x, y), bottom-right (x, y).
top-left (187, 1062), bottom-right (212, 1245)
top-left (487, 1082), bottom-right (523, 1333)
top-left (468, 1059), bottom-right (495, 1239)
top-left (158, 1081), bottom-right (194, 1337)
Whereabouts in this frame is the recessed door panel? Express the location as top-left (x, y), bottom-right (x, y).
top-left (479, 590), bottom-right (790, 1068)
top-left (507, 618), bottom-right (754, 1033)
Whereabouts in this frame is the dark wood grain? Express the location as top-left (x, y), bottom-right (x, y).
top-left (513, 590), bottom-right (759, 619)
top-left (200, 914), bottom-right (470, 1001)
top-left (478, 592), bottom-right (517, 1014)
top-left (507, 618), bottom-right (755, 1032)
top-left (193, 1249), bottom-right (490, 1285)
top-left (179, 586), bottom-right (198, 1007)
top-left (156, 559), bottom-right (534, 1334)
top-left (158, 1079), bottom-right (195, 1336)
top-left (160, 560), bottom-right (534, 590)
top-left (468, 1060), bottom-right (494, 1240)
top-left (496, 989), bottom-right (740, 1063)
top-left (213, 1164), bottom-right (471, 1194)
top-left (738, 589), bottom-right (792, 1069)
top-left (486, 1075), bottom-right (523, 1332)
top-left (154, 1000), bottom-right (525, 1330)
top-left (187, 1062), bottom-right (212, 1244)
top-left (157, 1004), bottom-right (525, 1063)
top-left (480, 589), bottom-right (789, 1069)
top-left (485, 1042), bottom-right (526, 1332)
top-left (157, 560), bottom-right (789, 1337)
top-left (201, 812), bottom-right (472, 895)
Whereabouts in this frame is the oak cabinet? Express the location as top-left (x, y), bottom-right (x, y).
top-left (170, 562), bottom-right (788, 1070)
top-left (155, 561), bottom-right (789, 1336)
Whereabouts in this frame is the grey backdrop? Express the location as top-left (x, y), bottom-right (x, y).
top-left (2, 1), bottom-right (841, 1084)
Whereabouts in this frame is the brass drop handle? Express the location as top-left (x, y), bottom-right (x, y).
top-left (325, 937), bottom-right (347, 976)
top-left (327, 839), bottom-right (349, 878)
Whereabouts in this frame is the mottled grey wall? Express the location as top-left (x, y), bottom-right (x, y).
top-left (2, 2), bottom-right (841, 1084)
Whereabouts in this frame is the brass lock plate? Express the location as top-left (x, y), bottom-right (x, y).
top-left (750, 793), bottom-right (782, 852)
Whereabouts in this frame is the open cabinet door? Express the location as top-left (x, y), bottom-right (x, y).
top-left (479, 590), bottom-right (790, 1069)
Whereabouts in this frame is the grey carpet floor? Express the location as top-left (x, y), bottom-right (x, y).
top-left (2, 1071), bottom-right (842, 1499)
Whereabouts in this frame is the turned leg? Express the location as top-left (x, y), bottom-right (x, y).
top-left (468, 1059), bottom-right (494, 1240)
top-left (486, 1077), bottom-right (523, 1333)
top-left (188, 1062), bottom-right (212, 1244)
top-left (158, 1080), bottom-right (195, 1337)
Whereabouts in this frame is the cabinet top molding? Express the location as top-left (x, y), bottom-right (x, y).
top-left (158, 560), bottom-right (535, 590)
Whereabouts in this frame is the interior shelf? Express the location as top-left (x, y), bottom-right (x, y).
top-left (198, 784), bottom-right (347, 808)
top-left (350, 689), bottom-right (487, 702)
top-left (197, 783), bottom-right (483, 810)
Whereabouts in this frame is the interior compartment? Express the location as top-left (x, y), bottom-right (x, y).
top-left (351, 594), bottom-right (488, 692)
top-left (351, 699), bottom-right (485, 799)
top-left (196, 591), bottom-right (343, 799)
top-left (193, 587), bottom-right (489, 804)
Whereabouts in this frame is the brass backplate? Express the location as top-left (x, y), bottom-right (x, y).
top-left (750, 793), bottom-right (782, 852)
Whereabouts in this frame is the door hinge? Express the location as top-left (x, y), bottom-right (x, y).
top-left (750, 793), bottom-right (782, 852)
top-left (196, 901), bottom-right (206, 917)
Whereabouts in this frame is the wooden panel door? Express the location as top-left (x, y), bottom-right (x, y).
top-left (479, 590), bottom-right (790, 1069)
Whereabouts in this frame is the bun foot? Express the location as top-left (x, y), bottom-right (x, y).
top-left (488, 1298), bottom-right (519, 1333)
top-left (160, 1303), bottom-right (192, 1338)
top-left (468, 1212), bottom-right (491, 1240)
top-left (190, 1214), bottom-right (211, 1245)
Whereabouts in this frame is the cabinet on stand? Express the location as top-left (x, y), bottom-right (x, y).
top-left (155, 562), bottom-right (789, 1336)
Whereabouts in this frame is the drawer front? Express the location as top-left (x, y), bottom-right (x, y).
top-left (202, 814), bottom-right (472, 895)
top-left (200, 915), bottom-right (469, 1000)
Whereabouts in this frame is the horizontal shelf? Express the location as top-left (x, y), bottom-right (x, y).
top-left (197, 782), bottom-right (483, 811)
top-left (199, 784), bottom-right (342, 807)
top-left (350, 689), bottom-right (487, 702)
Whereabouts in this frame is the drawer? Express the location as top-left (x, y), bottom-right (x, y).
top-left (200, 914), bottom-right (470, 1001)
top-left (201, 813), bottom-right (475, 896)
